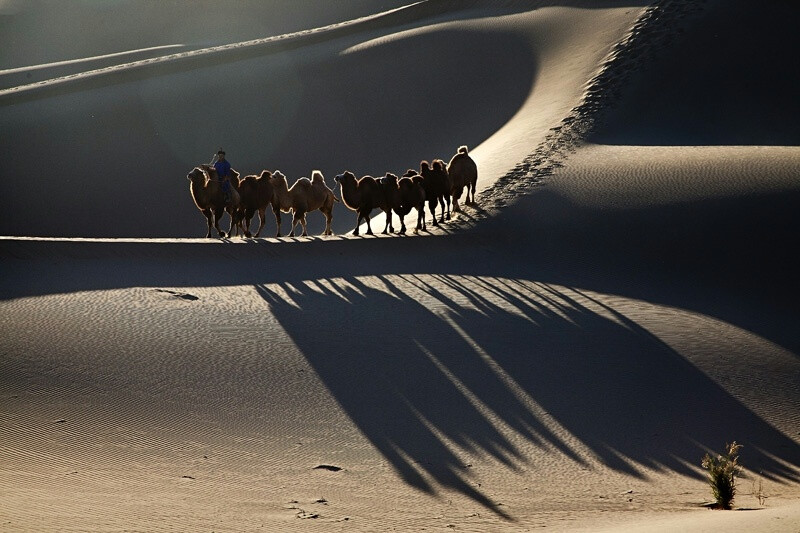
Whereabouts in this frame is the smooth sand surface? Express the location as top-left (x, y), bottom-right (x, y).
top-left (2, 1), bottom-right (799, 531)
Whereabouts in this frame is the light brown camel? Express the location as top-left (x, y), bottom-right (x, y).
top-left (268, 170), bottom-right (337, 237)
top-left (224, 168), bottom-right (247, 237)
top-left (334, 171), bottom-right (392, 236)
top-left (186, 165), bottom-right (240, 238)
top-left (236, 170), bottom-right (274, 238)
top-left (381, 172), bottom-right (426, 234)
top-left (447, 145), bottom-right (478, 211)
top-left (418, 160), bottom-right (451, 225)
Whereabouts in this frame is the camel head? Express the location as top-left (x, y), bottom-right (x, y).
top-left (334, 171), bottom-right (357, 185)
top-left (269, 170), bottom-right (289, 191)
top-left (187, 167), bottom-right (206, 183)
top-left (381, 173), bottom-right (399, 187)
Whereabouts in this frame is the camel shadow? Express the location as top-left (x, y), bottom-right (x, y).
top-left (256, 274), bottom-right (800, 518)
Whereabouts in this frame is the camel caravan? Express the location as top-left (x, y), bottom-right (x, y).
top-left (187, 145), bottom-right (478, 239)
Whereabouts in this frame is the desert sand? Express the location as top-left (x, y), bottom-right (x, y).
top-left (2, 1), bottom-right (799, 531)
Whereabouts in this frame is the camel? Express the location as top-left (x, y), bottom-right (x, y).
top-left (224, 169), bottom-right (248, 237)
top-left (418, 160), bottom-right (451, 225)
top-left (186, 165), bottom-right (240, 238)
top-left (381, 172), bottom-right (426, 234)
top-left (236, 170), bottom-right (275, 238)
top-left (379, 173), bottom-right (403, 234)
top-left (268, 170), bottom-right (337, 237)
top-left (447, 145), bottom-right (478, 211)
top-left (335, 171), bottom-right (393, 236)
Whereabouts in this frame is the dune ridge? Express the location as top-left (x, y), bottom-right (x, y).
top-left (470, 0), bottom-right (706, 219)
top-left (2, 0), bottom-right (800, 531)
top-left (0, 2), bottom-right (424, 101)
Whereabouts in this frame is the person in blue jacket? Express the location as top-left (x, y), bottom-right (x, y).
top-left (210, 149), bottom-right (233, 203)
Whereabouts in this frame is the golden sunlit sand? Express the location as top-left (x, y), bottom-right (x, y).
top-left (2, 1), bottom-right (799, 531)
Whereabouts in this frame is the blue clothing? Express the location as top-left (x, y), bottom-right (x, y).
top-left (214, 159), bottom-right (232, 180)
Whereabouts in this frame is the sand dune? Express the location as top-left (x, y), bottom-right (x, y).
top-left (1, 1), bottom-right (638, 238)
top-left (2, 1), bottom-right (799, 531)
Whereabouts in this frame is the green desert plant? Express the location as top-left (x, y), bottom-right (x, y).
top-left (701, 441), bottom-right (743, 509)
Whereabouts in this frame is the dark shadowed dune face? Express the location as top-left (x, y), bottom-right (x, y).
top-left (0, 1), bottom-right (411, 69)
top-left (0, 4), bottom-right (534, 238)
top-left (590, 0), bottom-right (800, 146)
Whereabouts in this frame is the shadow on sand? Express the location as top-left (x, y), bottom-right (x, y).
top-left (255, 273), bottom-right (800, 519)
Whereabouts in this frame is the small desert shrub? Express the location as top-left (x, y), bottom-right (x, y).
top-left (701, 441), bottom-right (742, 509)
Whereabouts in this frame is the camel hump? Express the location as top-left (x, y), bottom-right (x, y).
top-left (458, 145), bottom-right (469, 154)
top-left (311, 170), bottom-right (325, 184)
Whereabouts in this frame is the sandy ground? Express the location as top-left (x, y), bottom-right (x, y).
top-left (2, 0), bottom-right (799, 531)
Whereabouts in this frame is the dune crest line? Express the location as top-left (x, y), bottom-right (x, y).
top-left (468, 0), bottom-right (708, 222)
top-left (0, 1), bottom-right (439, 103)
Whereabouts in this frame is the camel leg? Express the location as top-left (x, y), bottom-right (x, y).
top-left (254, 208), bottom-right (266, 238)
top-left (300, 214), bottom-right (308, 237)
top-left (429, 199), bottom-right (438, 226)
top-left (202, 209), bottom-right (214, 238)
top-left (227, 209), bottom-right (238, 238)
top-left (322, 209), bottom-right (333, 236)
top-left (452, 188), bottom-right (462, 213)
top-left (242, 208), bottom-right (254, 238)
top-left (395, 209), bottom-right (406, 235)
top-left (237, 209), bottom-right (247, 237)
top-left (213, 208), bottom-right (226, 238)
top-left (364, 211), bottom-right (374, 235)
top-left (383, 209), bottom-right (392, 234)
top-left (352, 214), bottom-right (361, 236)
top-left (274, 207), bottom-right (282, 237)
top-left (289, 209), bottom-right (304, 237)
top-left (243, 213), bottom-right (252, 236)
